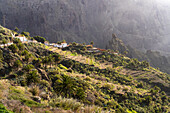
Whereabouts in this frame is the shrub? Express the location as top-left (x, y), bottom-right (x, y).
top-left (8, 44), bottom-right (19, 53)
top-left (58, 64), bottom-right (68, 70)
top-left (123, 87), bottom-right (129, 92)
top-left (21, 31), bottom-right (30, 37)
top-left (29, 86), bottom-right (40, 96)
top-left (13, 38), bottom-right (21, 44)
top-left (13, 60), bottom-right (23, 70)
top-left (50, 96), bottom-right (83, 112)
top-left (23, 64), bottom-right (34, 72)
top-left (33, 36), bottom-right (46, 43)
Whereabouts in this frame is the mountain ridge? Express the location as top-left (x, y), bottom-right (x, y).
top-left (1, 0), bottom-right (170, 54)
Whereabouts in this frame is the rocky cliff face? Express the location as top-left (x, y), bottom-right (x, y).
top-left (0, 0), bottom-right (170, 54)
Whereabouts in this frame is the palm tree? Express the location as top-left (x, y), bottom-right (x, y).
top-left (52, 54), bottom-right (61, 66)
top-left (54, 74), bottom-right (76, 98)
top-left (26, 70), bottom-right (40, 85)
top-left (48, 54), bottom-right (54, 68)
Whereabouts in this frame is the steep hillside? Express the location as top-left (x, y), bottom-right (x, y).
top-left (0, 26), bottom-right (169, 113)
top-left (107, 34), bottom-right (170, 74)
top-left (1, 0), bottom-right (170, 54)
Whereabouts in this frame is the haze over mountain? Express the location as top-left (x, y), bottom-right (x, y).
top-left (0, 0), bottom-right (170, 55)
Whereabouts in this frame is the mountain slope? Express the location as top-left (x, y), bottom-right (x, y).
top-left (0, 26), bottom-right (169, 112)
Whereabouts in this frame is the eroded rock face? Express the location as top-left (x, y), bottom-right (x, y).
top-left (107, 34), bottom-right (128, 54)
top-left (0, 0), bottom-right (170, 53)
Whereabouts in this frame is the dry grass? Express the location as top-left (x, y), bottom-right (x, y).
top-left (48, 47), bottom-right (112, 69)
top-left (0, 80), bottom-right (10, 99)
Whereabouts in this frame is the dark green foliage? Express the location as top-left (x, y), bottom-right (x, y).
top-left (17, 43), bottom-right (25, 51)
top-left (33, 36), bottom-right (46, 43)
top-left (21, 31), bottom-right (30, 37)
top-left (2, 39), bottom-right (7, 45)
top-left (24, 54), bottom-right (32, 63)
top-left (21, 50), bottom-right (29, 56)
top-left (26, 70), bottom-right (40, 85)
top-left (72, 42), bottom-right (77, 46)
top-left (23, 64), bottom-right (34, 72)
top-left (8, 44), bottom-right (19, 53)
top-left (14, 27), bottom-right (19, 32)
top-left (54, 74), bottom-right (76, 97)
top-left (52, 53), bottom-right (61, 65)
top-left (13, 60), bottom-right (22, 70)
top-left (13, 38), bottom-right (21, 44)
top-left (32, 58), bottom-right (42, 67)
top-left (90, 41), bottom-right (94, 46)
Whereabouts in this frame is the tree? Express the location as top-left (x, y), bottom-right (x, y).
top-left (82, 47), bottom-right (87, 51)
top-left (72, 42), bottom-right (77, 46)
top-left (123, 51), bottom-right (128, 56)
top-left (48, 54), bottom-right (54, 68)
top-left (21, 31), bottom-right (30, 37)
top-left (32, 58), bottom-right (42, 67)
top-left (141, 61), bottom-right (150, 68)
top-left (42, 56), bottom-right (49, 69)
top-left (90, 41), bottom-right (94, 47)
top-left (21, 50), bottom-right (29, 56)
top-left (14, 27), bottom-right (19, 32)
top-left (26, 70), bottom-right (40, 85)
top-left (13, 60), bottom-right (23, 71)
top-left (23, 64), bottom-right (34, 72)
top-left (24, 54), bottom-right (32, 64)
top-left (2, 39), bottom-right (7, 46)
top-left (54, 74), bottom-right (76, 97)
top-left (33, 36), bottom-right (46, 43)
top-left (52, 54), bottom-right (61, 65)
top-left (13, 38), bottom-right (21, 44)
top-left (0, 50), bottom-right (3, 60)
top-left (17, 43), bottom-right (24, 51)
top-left (62, 40), bottom-right (66, 43)
top-left (8, 44), bottom-right (19, 53)
top-left (64, 60), bottom-right (74, 68)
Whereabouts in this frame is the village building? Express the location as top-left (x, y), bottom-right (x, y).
top-left (44, 41), bottom-right (49, 45)
top-left (54, 43), bottom-right (67, 48)
top-left (11, 33), bottom-right (28, 43)
top-left (15, 35), bottom-right (28, 42)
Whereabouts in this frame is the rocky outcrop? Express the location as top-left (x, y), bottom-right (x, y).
top-left (107, 34), bottom-right (128, 54)
top-left (108, 35), bottom-right (170, 73)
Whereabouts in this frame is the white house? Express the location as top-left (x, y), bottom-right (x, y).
top-left (44, 41), bottom-right (49, 45)
top-left (54, 43), bottom-right (67, 48)
top-left (15, 36), bottom-right (27, 42)
top-left (11, 33), bottom-right (27, 42)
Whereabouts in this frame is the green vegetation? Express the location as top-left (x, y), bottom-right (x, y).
top-left (33, 36), bottom-right (46, 43)
top-left (0, 26), bottom-right (169, 113)
top-left (0, 104), bottom-right (13, 113)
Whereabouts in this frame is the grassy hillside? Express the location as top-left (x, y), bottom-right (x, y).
top-left (0, 26), bottom-right (169, 113)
